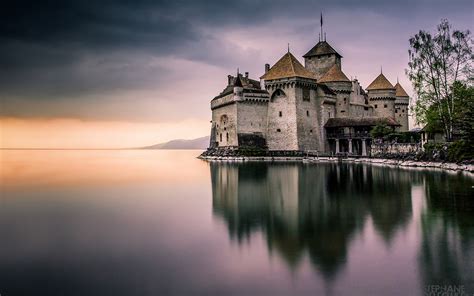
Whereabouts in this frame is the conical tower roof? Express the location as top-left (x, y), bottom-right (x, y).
top-left (260, 52), bottom-right (317, 80)
top-left (303, 41), bottom-right (342, 58)
top-left (394, 82), bottom-right (409, 97)
top-left (318, 64), bottom-right (350, 83)
top-left (366, 73), bottom-right (394, 90)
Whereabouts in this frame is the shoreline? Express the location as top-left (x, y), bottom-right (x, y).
top-left (198, 155), bottom-right (474, 174)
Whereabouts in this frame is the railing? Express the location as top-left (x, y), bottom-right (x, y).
top-left (326, 132), bottom-right (371, 139)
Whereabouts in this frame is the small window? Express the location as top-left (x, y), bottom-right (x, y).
top-left (226, 133), bottom-right (229, 141)
top-left (224, 127), bottom-right (226, 131)
top-left (364, 107), bottom-right (368, 111)
top-left (276, 129), bottom-right (281, 132)
top-left (310, 129), bottom-right (313, 133)
top-left (374, 104), bottom-right (378, 109)
top-left (341, 110), bottom-right (345, 113)
top-left (395, 109), bottom-right (398, 113)
top-left (328, 112), bottom-right (331, 118)
top-left (344, 98), bottom-right (347, 103)
top-left (384, 104), bottom-right (388, 108)
top-left (303, 88), bottom-right (310, 101)
top-left (402, 109), bottom-right (405, 113)
top-left (306, 110), bottom-right (309, 117)
top-left (220, 133), bottom-right (222, 142)
top-left (279, 111), bottom-right (282, 117)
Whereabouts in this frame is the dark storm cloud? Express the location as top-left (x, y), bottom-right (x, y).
top-left (0, 0), bottom-right (472, 118)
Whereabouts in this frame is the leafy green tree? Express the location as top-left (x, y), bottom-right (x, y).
top-left (370, 123), bottom-right (393, 139)
top-left (407, 19), bottom-right (473, 141)
top-left (452, 82), bottom-right (474, 142)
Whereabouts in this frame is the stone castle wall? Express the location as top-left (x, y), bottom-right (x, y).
top-left (212, 99), bottom-right (238, 147)
top-left (266, 87), bottom-right (299, 150)
top-left (304, 55), bottom-right (340, 80)
top-left (296, 87), bottom-right (320, 151)
top-left (236, 101), bottom-right (268, 137)
top-left (368, 89), bottom-right (396, 119)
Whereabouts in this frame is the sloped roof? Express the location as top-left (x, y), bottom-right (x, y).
top-left (366, 73), bottom-right (395, 90)
top-left (318, 84), bottom-right (336, 95)
top-left (394, 82), bottom-right (409, 97)
top-left (213, 74), bottom-right (266, 100)
top-left (303, 41), bottom-right (342, 58)
top-left (260, 52), bottom-right (317, 80)
top-left (324, 117), bottom-right (400, 128)
top-left (318, 64), bottom-right (350, 83)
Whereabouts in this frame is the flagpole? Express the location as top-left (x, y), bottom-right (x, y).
top-left (320, 13), bottom-right (323, 42)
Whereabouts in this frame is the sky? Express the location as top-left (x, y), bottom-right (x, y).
top-left (1, 0), bottom-right (473, 148)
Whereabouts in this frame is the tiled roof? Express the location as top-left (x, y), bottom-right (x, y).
top-left (318, 84), bottom-right (336, 95)
top-left (318, 64), bottom-right (350, 83)
top-left (260, 52), bottom-right (317, 80)
top-left (324, 117), bottom-right (400, 128)
top-left (394, 82), bottom-right (409, 97)
top-left (366, 73), bottom-right (395, 90)
top-left (213, 74), bottom-right (266, 100)
top-left (303, 41), bottom-right (342, 58)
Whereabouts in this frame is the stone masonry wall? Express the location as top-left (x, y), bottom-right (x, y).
top-left (304, 54), bottom-right (340, 80)
top-left (237, 101), bottom-right (268, 137)
top-left (212, 99), bottom-right (238, 147)
top-left (296, 87), bottom-right (320, 151)
top-left (266, 87), bottom-right (299, 150)
top-left (371, 143), bottom-right (421, 156)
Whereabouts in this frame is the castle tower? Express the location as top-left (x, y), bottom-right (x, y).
top-left (366, 72), bottom-right (396, 119)
top-left (303, 41), bottom-right (342, 80)
top-left (318, 64), bottom-right (351, 117)
top-left (210, 72), bottom-right (269, 148)
top-left (394, 81), bottom-right (410, 131)
top-left (260, 51), bottom-right (320, 151)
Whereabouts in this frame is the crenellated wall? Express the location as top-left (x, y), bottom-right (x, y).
top-left (368, 89), bottom-right (396, 119)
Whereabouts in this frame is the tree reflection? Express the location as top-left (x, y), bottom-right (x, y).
top-left (419, 172), bottom-right (474, 292)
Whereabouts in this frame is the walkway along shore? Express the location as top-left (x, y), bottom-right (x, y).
top-left (198, 155), bottom-right (474, 174)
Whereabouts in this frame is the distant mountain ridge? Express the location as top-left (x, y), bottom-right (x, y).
top-left (142, 136), bottom-right (209, 150)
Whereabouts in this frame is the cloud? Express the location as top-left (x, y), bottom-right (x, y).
top-left (0, 0), bottom-right (472, 122)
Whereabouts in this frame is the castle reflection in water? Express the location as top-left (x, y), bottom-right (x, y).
top-left (210, 162), bottom-right (474, 288)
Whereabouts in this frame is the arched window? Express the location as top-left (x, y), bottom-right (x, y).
top-left (271, 89), bottom-right (286, 101)
top-left (220, 115), bottom-right (228, 126)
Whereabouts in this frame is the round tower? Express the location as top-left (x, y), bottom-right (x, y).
top-left (233, 73), bottom-right (244, 101)
top-left (318, 64), bottom-right (352, 117)
top-left (394, 81), bottom-right (410, 131)
top-left (366, 72), bottom-right (396, 119)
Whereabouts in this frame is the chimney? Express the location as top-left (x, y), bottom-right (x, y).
top-left (245, 72), bottom-right (249, 78)
top-left (227, 75), bottom-right (232, 85)
top-left (265, 64), bottom-right (270, 73)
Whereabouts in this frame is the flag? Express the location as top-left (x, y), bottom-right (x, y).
top-left (320, 13), bottom-right (323, 27)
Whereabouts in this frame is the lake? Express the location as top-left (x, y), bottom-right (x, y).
top-left (1, 150), bottom-right (473, 296)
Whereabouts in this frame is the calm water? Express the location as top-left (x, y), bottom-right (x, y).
top-left (1, 150), bottom-right (473, 296)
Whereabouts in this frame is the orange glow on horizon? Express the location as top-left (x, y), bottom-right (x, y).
top-left (0, 150), bottom-right (209, 189)
top-left (0, 117), bottom-right (209, 149)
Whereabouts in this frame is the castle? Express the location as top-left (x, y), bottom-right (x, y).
top-left (208, 34), bottom-right (410, 156)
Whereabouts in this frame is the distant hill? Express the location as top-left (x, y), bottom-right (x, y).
top-left (142, 136), bottom-right (209, 150)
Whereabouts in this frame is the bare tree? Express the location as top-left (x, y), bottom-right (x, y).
top-left (407, 19), bottom-right (473, 141)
